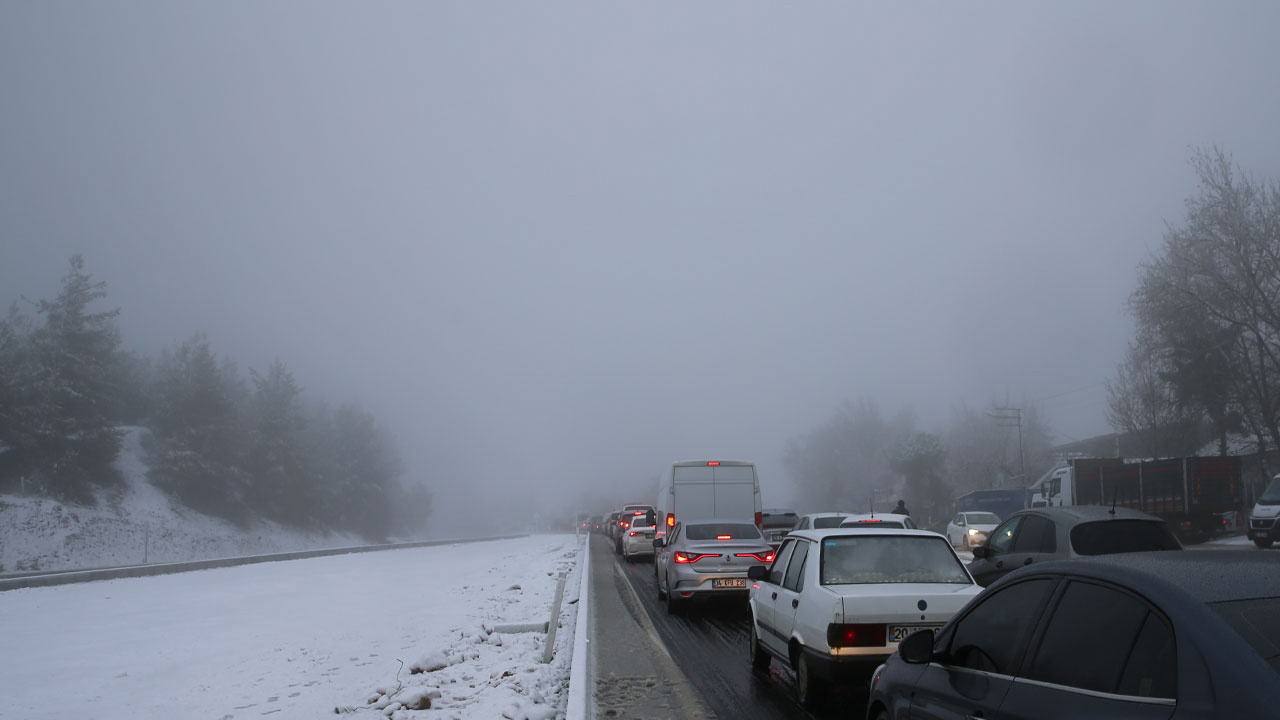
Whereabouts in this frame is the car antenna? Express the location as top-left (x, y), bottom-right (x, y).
top-left (869, 494), bottom-right (874, 517)
top-left (1110, 485), bottom-right (1118, 517)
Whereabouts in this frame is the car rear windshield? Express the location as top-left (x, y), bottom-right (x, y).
top-left (685, 523), bottom-right (762, 541)
top-left (761, 513), bottom-right (798, 528)
top-left (630, 516), bottom-right (654, 528)
top-left (821, 536), bottom-right (971, 585)
top-left (1209, 597), bottom-right (1280, 676)
top-left (1069, 519), bottom-right (1182, 555)
top-left (813, 516), bottom-right (847, 528)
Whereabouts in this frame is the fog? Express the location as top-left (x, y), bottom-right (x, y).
top-left (3, 3), bottom-right (1279, 535)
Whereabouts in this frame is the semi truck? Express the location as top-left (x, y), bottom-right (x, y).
top-left (1035, 456), bottom-right (1242, 542)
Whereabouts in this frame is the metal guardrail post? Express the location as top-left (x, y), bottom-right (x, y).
top-left (542, 571), bottom-right (567, 664)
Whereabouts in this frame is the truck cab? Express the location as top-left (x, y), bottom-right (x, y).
top-left (1248, 475), bottom-right (1280, 548)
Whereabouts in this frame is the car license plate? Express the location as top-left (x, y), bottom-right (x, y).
top-left (887, 625), bottom-right (941, 642)
top-left (712, 578), bottom-right (746, 589)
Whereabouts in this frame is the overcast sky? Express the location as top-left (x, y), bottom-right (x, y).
top-left (4, 2), bottom-right (1279, 533)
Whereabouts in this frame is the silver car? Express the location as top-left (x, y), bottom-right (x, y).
top-left (654, 518), bottom-right (775, 613)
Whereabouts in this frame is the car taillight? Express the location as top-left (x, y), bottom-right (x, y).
top-left (827, 623), bottom-right (887, 648)
top-left (707, 461), bottom-right (720, 466)
top-left (755, 511), bottom-right (763, 527)
top-left (717, 535), bottom-right (731, 540)
top-left (674, 552), bottom-right (718, 564)
top-left (634, 510), bottom-right (644, 515)
top-left (735, 552), bottom-right (774, 563)
top-left (629, 531), bottom-right (636, 537)
top-left (666, 514), bottom-right (674, 527)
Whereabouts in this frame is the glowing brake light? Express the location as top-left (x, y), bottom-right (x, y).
top-left (629, 531), bottom-right (637, 537)
top-left (707, 461), bottom-right (720, 466)
top-left (666, 514), bottom-right (675, 527)
top-left (717, 535), bottom-right (732, 540)
top-left (859, 519), bottom-right (884, 523)
top-left (827, 623), bottom-right (887, 648)
top-left (633, 510), bottom-right (645, 515)
top-left (735, 552), bottom-right (775, 563)
top-left (674, 551), bottom-right (718, 564)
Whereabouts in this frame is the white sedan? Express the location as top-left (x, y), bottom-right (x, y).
top-left (746, 528), bottom-right (982, 709)
top-left (945, 511), bottom-right (1001, 550)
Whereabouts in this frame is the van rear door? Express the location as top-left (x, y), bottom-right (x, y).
top-left (711, 463), bottom-right (758, 519)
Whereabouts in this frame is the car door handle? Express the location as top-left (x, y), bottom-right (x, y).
top-left (791, 599), bottom-right (799, 609)
top-left (771, 592), bottom-right (777, 600)
top-left (1023, 557), bottom-right (1033, 566)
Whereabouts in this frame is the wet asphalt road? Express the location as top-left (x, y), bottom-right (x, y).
top-left (607, 543), bottom-right (869, 720)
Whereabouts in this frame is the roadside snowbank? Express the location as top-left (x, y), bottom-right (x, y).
top-left (0, 427), bottom-right (365, 572)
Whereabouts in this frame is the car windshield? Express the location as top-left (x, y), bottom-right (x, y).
top-left (820, 536), bottom-right (971, 585)
top-left (1069, 519), bottom-right (1182, 555)
top-left (1209, 597), bottom-right (1280, 676)
top-left (813, 516), bottom-right (847, 528)
top-left (1259, 478), bottom-right (1280, 505)
top-left (684, 523), bottom-right (762, 541)
top-left (965, 512), bottom-right (1000, 524)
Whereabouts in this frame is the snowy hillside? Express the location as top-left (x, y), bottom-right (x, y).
top-left (0, 427), bottom-right (367, 573)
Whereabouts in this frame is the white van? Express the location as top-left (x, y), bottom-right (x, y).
top-left (654, 460), bottom-right (763, 544)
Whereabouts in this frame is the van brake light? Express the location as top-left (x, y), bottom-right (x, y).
top-left (707, 461), bottom-right (720, 466)
top-left (666, 514), bottom-right (674, 527)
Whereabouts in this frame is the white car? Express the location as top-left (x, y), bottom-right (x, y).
top-left (945, 511), bottom-right (1000, 550)
top-left (621, 513), bottom-right (657, 561)
top-left (746, 528), bottom-right (982, 709)
top-left (791, 512), bottom-right (856, 531)
top-left (838, 512), bottom-right (918, 529)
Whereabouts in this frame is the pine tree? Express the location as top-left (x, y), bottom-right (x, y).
top-left (245, 359), bottom-right (310, 526)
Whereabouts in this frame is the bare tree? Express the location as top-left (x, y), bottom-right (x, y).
top-left (1106, 340), bottom-right (1203, 457)
top-left (1131, 147), bottom-right (1280, 461)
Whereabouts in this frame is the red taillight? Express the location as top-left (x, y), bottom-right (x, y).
top-left (735, 552), bottom-right (775, 563)
top-left (629, 531), bottom-right (637, 537)
top-left (827, 623), bottom-right (887, 648)
top-left (707, 461), bottom-right (720, 466)
top-left (633, 510), bottom-right (644, 515)
top-left (717, 535), bottom-right (732, 540)
top-left (666, 514), bottom-right (675, 527)
top-left (755, 511), bottom-right (763, 527)
top-left (858, 519), bottom-right (884, 523)
top-left (674, 551), bottom-right (718, 564)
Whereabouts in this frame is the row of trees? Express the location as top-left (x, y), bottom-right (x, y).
top-left (0, 256), bottom-right (429, 540)
top-left (782, 399), bottom-right (1053, 528)
top-left (1109, 148), bottom-right (1280, 475)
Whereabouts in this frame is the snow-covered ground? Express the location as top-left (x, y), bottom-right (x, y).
top-left (0, 427), bottom-right (368, 573)
top-left (0, 533), bottom-right (584, 720)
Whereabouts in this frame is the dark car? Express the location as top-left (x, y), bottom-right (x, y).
top-left (966, 505), bottom-right (1181, 587)
top-left (759, 508), bottom-right (799, 549)
top-left (866, 550), bottom-right (1280, 720)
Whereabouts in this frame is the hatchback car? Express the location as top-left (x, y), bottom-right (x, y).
top-left (866, 550), bottom-right (1280, 720)
top-left (966, 506), bottom-right (1181, 587)
top-left (654, 518), bottom-right (775, 613)
top-left (945, 511), bottom-right (1001, 550)
top-left (747, 528), bottom-right (982, 709)
top-left (760, 508), bottom-right (800, 549)
top-left (621, 512), bottom-right (656, 561)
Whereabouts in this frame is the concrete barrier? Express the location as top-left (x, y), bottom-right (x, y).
top-left (0, 534), bottom-right (528, 592)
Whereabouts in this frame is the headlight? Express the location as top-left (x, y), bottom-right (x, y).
top-left (968, 528), bottom-right (979, 535)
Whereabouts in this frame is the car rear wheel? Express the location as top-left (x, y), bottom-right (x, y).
top-left (1255, 538), bottom-right (1274, 549)
top-left (749, 623), bottom-right (770, 673)
top-left (795, 651), bottom-right (825, 709)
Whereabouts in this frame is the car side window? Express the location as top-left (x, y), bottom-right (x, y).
top-left (670, 522), bottom-right (681, 543)
top-left (797, 518), bottom-right (809, 530)
top-left (1012, 514), bottom-right (1056, 554)
top-left (987, 515), bottom-right (1023, 553)
top-left (945, 578), bottom-right (1055, 675)
top-left (768, 539), bottom-right (797, 586)
top-left (783, 541), bottom-right (807, 592)
top-left (1026, 580), bottom-right (1177, 698)
top-left (954, 515), bottom-right (965, 526)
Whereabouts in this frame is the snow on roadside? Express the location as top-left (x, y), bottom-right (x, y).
top-left (0, 427), bottom-right (366, 573)
top-left (0, 533), bottom-right (585, 720)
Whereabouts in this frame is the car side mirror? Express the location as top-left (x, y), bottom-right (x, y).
top-left (971, 545), bottom-right (991, 560)
top-left (747, 565), bottom-right (768, 580)
top-left (652, 538), bottom-right (664, 549)
top-left (898, 629), bottom-right (936, 664)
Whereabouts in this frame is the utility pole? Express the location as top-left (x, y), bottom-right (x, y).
top-left (988, 407), bottom-right (1026, 486)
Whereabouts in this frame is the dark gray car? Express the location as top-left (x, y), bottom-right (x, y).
top-left (866, 550), bottom-right (1280, 720)
top-left (967, 506), bottom-right (1181, 587)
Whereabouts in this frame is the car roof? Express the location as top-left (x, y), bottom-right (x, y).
top-left (1010, 505), bottom-right (1165, 523)
top-left (678, 517), bottom-right (762, 526)
top-left (1024, 550), bottom-right (1280, 604)
top-left (785, 527), bottom-right (946, 541)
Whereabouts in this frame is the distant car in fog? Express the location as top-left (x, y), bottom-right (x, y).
top-left (792, 512), bottom-right (857, 531)
top-left (760, 508), bottom-right (799, 549)
top-left (622, 512), bottom-right (657, 561)
top-left (946, 511), bottom-right (1001, 550)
